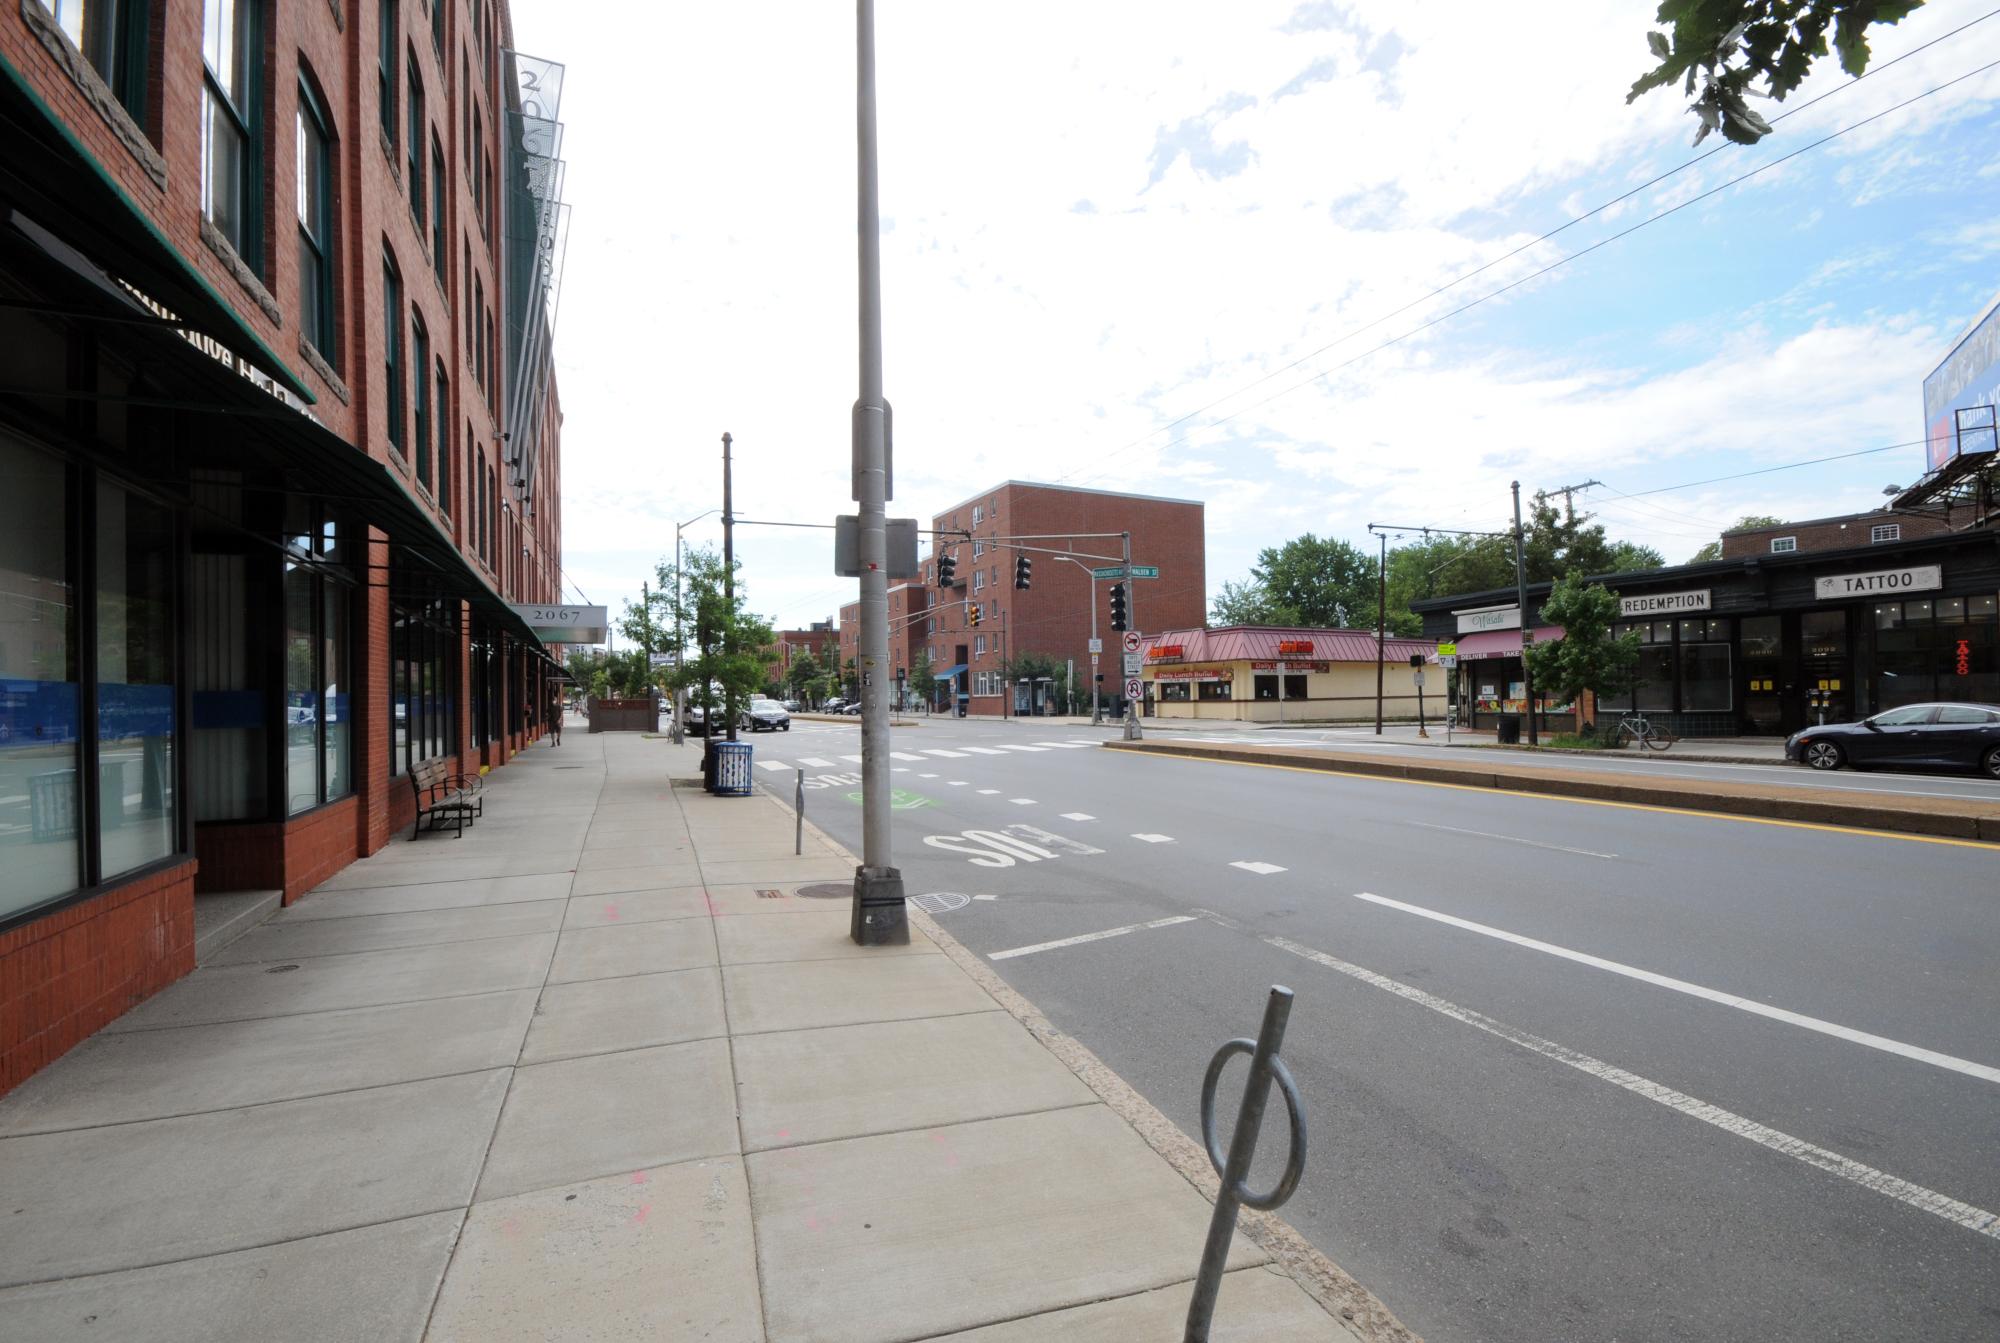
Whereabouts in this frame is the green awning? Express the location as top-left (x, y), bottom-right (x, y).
top-left (0, 49), bottom-right (315, 404)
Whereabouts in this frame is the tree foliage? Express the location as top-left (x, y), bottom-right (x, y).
top-left (1523, 574), bottom-right (1642, 720)
top-left (665, 546), bottom-right (776, 732)
top-left (1687, 513), bottom-right (1784, 563)
top-left (1627, 0), bottom-right (1924, 145)
top-left (910, 649), bottom-right (937, 703)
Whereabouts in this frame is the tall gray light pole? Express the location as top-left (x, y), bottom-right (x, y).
top-left (1121, 530), bottom-right (1142, 741)
top-left (722, 433), bottom-right (737, 750)
top-left (850, 0), bottom-right (907, 945)
top-left (1374, 531), bottom-right (1387, 735)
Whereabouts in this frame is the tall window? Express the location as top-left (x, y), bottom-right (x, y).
top-left (296, 77), bottom-right (336, 361)
top-left (285, 514), bottom-right (352, 813)
top-left (475, 446), bottom-right (487, 559)
top-left (406, 59), bottom-right (425, 226)
top-left (429, 0), bottom-right (443, 54)
top-left (51, 0), bottom-right (149, 122)
top-left (377, 0), bottom-right (397, 150)
top-left (383, 250), bottom-right (404, 452)
top-left (390, 595), bottom-right (456, 776)
top-left (201, 0), bottom-right (260, 266)
top-left (435, 364), bottom-right (450, 509)
top-left (96, 479), bottom-right (178, 878)
top-left (412, 313), bottom-right (431, 488)
top-left (430, 135), bottom-right (447, 281)
top-left (472, 106), bottom-right (484, 221)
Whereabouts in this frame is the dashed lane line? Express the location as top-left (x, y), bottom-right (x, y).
top-left (1009, 798), bottom-right (1038, 806)
top-left (989, 915), bottom-right (1198, 961)
top-left (1230, 861), bottom-right (1287, 875)
top-left (924, 749), bottom-right (971, 758)
top-left (998, 745), bottom-right (1050, 752)
top-left (1132, 833), bottom-right (1175, 844)
top-left (891, 751), bottom-right (926, 762)
top-left (798, 757), bottom-right (834, 768)
top-left (1061, 812), bottom-right (1095, 821)
top-left (1248, 921), bottom-right (2000, 1244)
top-left (1352, 891), bottom-right (2000, 1085)
top-left (961, 747), bottom-right (1008, 755)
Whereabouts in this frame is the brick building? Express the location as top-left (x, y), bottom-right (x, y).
top-left (0, 0), bottom-right (570, 1092)
top-left (1720, 504), bottom-right (1981, 559)
top-left (769, 620), bottom-right (837, 693)
top-left (921, 482), bottom-right (1205, 715)
top-left (837, 582), bottom-right (930, 703)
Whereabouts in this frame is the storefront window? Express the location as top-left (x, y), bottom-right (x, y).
top-left (1254, 674), bottom-right (1278, 700)
top-left (0, 439), bottom-right (80, 911)
top-left (323, 582), bottom-right (350, 800)
top-left (1283, 673), bottom-right (1308, 700)
top-left (1159, 681), bottom-right (1190, 701)
top-left (1197, 679), bottom-right (1233, 701)
top-left (1679, 641), bottom-right (1732, 711)
top-left (392, 596), bottom-right (458, 773)
top-left (1873, 594), bottom-right (2000, 709)
top-left (283, 551), bottom-right (353, 814)
top-left (96, 480), bottom-right (177, 879)
top-left (1635, 646), bottom-right (1673, 711)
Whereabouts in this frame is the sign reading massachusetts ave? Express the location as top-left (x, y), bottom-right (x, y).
top-left (1813, 566), bottom-right (1942, 601)
top-left (1619, 589), bottom-right (1711, 617)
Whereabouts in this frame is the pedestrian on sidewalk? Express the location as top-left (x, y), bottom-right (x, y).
top-left (548, 687), bottom-right (563, 746)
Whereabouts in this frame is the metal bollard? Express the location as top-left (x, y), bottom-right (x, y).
top-left (794, 768), bottom-right (804, 856)
top-left (1185, 985), bottom-right (1308, 1343)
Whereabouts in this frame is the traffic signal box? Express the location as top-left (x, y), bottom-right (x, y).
top-left (1109, 583), bottom-right (1128, 632)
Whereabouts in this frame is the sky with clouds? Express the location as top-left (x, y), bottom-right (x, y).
top-left (505, 0), bottom-right (2000, 638)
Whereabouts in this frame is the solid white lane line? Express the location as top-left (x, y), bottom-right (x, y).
top-left (1036, 741), bottom-right (1094, 749)
top-left (1067, 738), bottom-right (1100, 744)
top-left (1132, 833), bottom-right (1175, 844)
top-left (1231, 861), bottom-right (1287, 875)
top-left (924, 749), bottom-right (970, 758)
top-left (840, 754), bottom-right (864, 763)
top-left (990, 915), bottom-right (1197, 961)
top-left (1009, 798), bottom-right (1037, 806)
top-left (1406, 820), bottom-right (1619, 860)
top-left (961, 746), bottom-right (1008, 755)
top-left (1259, 928), bottom-right (2000, 1243)
top-left (999, 744), bottom-right (1050, 752)
top-left (755, 760), bottom-right (792, 772)
top-left (1061, 812), bottom-right (1095, 821)
top-left (798, 757), bottom-right (834, 768)
top-left (1352, 892), bottom-right (2000, 1086)
top-left (891, 751), bottom-right (926, 761)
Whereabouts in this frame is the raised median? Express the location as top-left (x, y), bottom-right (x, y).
top-left (1101, 739), bottom-right (2000, 844)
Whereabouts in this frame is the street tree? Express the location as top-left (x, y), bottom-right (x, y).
top-left (1523, 574), bottom-right (1642, 730)
top-left (910, 650), bottom-right (937, 707)
top-left (1627, 0), bottom-right (1923, 145)
top-left (669, 545), bottom-right (776, 741)
top-left (1688, 514), bottom-right (1784, 563)
top-left (785, 649), bottom-right (823, 699)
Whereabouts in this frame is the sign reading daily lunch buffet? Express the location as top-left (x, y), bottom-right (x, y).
top-left (1813, 565), bottom-right (1942, 600)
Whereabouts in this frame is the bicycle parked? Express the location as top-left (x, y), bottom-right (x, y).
top-left (1611, 712), bottom-right (1675, 751)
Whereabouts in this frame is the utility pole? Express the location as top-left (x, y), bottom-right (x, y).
top-left (850, 0), bottom-right (906, 945)
top-left (722, 432), bottom-right (736, 748)
top-left (1545, 479), bottom-right (1602, 531)
top-left (1121, 530), bottom-right (1142, 741)
top-left (1374, 531), bottom-right (1387, 735)
top-left (1512, 480), bottom-right (1537, 747)
top-left (642, 581), bottom-right (653, 725)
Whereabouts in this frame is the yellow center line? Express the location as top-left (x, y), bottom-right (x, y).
top-left (1112, 747), bottom-right (2000, 851)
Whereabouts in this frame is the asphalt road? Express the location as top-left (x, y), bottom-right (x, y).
top-left (748, 716), bottom-right (2000, 1343)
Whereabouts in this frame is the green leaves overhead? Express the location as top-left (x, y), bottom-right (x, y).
top-left (1626, 1), bottom-right (1925, 144)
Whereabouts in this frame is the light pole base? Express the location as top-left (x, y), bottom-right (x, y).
top-left (850, 865), bottom-right (910, 945)
top-left (1123, 713), bottom-right (1143, 742)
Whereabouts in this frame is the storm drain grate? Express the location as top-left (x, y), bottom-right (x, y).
top-left (910, 892), bottom-right (970, 915)
top-left (794, 883), bottom-right (849, 900)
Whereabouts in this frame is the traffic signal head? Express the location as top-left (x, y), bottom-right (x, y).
top-left (1014, 554), bottom-right (1032, 590)
top-left (968, 602), bottom-right (982, 627)
top-left (1108, 583), bottom-right (1128, 632)
top-left (936, 553), bottom-right (956, 588)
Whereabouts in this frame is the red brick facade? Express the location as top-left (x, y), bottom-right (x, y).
top-left (923, 482), bottom-right (1206, 714)
top-left (1721, 505), bottom-right (1979, 559)
top-left (0, 0), bottom-right (565, 1094)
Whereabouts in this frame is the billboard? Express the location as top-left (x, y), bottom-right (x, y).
top-left (1924, 288), bottom-right (2000, 472)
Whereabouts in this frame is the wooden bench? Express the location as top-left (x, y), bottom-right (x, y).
top-left (409, 758), bottom-right (483, 839)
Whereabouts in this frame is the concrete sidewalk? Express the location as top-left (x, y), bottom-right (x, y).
top-left (0, 728), bottom-right (1392, 1342)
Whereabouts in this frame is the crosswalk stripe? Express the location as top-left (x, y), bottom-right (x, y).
top-left (961, 746), bottom-right (1007, 755)
top-left (923, 749), bottom-right (970, 758)
top-left (998, 745), bottom-right (1049, 752)
top-left (755, 760), bottom-right (792, 772)
top-left (840, 754), bottom-right (864, 763)
top-left (799, 757), bottom-right (833, 767)
top-left (1035, 742), bottom-right (1094, 749)
top-left (891, 751), bottom-right (926, 761)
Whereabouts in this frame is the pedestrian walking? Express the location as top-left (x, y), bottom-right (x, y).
top-left (548, 688), bottom-right (563, 746)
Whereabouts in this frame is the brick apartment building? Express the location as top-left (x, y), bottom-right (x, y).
top-left (920, 482), bottom-right (1206, 715)
top-left (837, 582), bottom-right (930, 701)
top-left (1720, 503), bottom-right (1983, 559)
top-left (769, 620), bottom-right (838, 692)
top-left (0, 0), bottom-right (571, 1092)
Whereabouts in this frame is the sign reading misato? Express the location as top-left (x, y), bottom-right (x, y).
top-left (1813, 565), bottom-right (1943, 600)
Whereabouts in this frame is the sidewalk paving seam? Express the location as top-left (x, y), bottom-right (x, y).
top-left (98, 976), bottom-right (555, 1034)
top-left (678, 772), bottom-right (776, 1343)
top-left (413, 761), bottom-right (587, 1341)
top-left (197, 920), bottom-right (572, 967)
top-left (740, 1099), bottom-right (1105, 1158)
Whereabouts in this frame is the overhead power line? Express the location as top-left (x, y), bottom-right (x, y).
top-left (1067, 55), bottom-right (2000, 487)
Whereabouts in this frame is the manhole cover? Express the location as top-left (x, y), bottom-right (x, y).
top-left (911, 892), bottom-right (970, 915)
top-left (795, 883), bottom-right (849, 900)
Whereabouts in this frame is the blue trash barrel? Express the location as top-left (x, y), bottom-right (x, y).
top-left (713, 741), bottom-right (754, 796)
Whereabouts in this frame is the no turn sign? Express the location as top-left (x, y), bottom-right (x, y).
top-left (1122, 630), bottom-right (1141, 654)
top-left (1124, 676), bottom-right (1143, 698)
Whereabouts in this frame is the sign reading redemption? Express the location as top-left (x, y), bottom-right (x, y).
top-left (1619, 589), bottom-right (1711, 617)
top-left (1813, 566), bottom-right (1942, 601)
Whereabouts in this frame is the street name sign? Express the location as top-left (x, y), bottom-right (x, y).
top-left (1092, 565), bottom-right (1126, 580)
top-left (1127, 565), bottom-right (1160, 578)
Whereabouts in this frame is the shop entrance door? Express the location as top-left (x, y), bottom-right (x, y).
top-left (1797, 609), bottom-right (1852, 730)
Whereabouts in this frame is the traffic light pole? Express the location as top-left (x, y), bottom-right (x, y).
top-left (850, 0), bottom-right (906, 945)
top-left (1122, 531), bottom-right (1142, 741)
